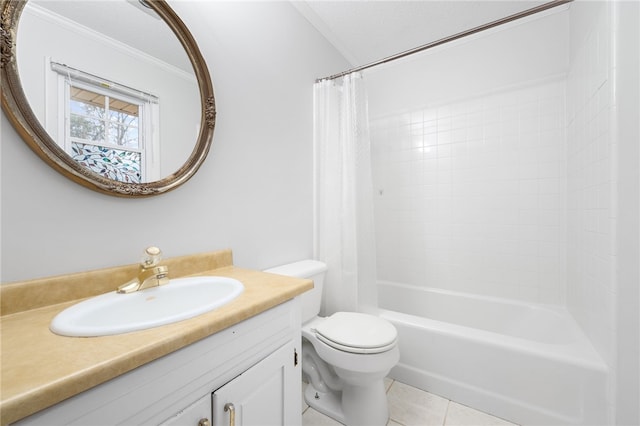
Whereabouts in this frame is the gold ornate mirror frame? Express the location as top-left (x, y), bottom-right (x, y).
top-left (0, 0), bottom-right (216, 197)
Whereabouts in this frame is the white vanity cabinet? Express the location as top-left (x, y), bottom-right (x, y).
top-left (14, 300), bottom-right (302, 426)
top-left (160, 394), bottom-right (211, 426)
top-left (163, 343), bottom-right (297, 426)
top-left (212, 343), bottom-right (297, 426)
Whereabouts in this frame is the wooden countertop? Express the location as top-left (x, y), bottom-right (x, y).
top-left (0, 250), bottom-right (312, 425)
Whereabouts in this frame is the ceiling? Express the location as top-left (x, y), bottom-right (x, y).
top-left (292, 1), bottom-right (550, 67)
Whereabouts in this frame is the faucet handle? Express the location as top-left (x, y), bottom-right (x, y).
top-left (142, 246), bottom-right (163, 267)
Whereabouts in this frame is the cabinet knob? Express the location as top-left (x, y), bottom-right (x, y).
top-left (198, 418), bottom-right (211, 426)
top-left (224, 402), bottom-right (236, 426)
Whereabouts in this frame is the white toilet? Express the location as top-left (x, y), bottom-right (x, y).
top-left (265, 260), bottom-right (399, 426)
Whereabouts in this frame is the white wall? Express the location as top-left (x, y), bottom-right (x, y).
top-left (367, 8), bottom-right (570, 304)
top-left (565, 0), bottom-right (616, 379)
top-left (0, 1), bottom-right (350, 283)
top-left (566, 3), bottom-right (640, 423)
top-left (366, 8), bottom-right (570, 118)
top-left (613, 1), bottom-right (639, 424)
top-left (614, 0), bottom-right (640, 420)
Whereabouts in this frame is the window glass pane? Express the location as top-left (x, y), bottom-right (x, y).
top-left (70, 115), bottom-right (105, 142)
top-left (71, 87), bottom-right (106, 118)
top-left (65, 81), bottom-right (148, 181)
top-left (70, 99), bottom-right (106, 118)
top-left (109, 122), bottom-right (139, 148)
top-left (71, 142), bottom-right (141, 183)
top-left (109, 109), bottom-right (139, 126)
top-left (109, 98), bottom-right (139, 117)
top-left (108, 98), bottom-right (139, 148)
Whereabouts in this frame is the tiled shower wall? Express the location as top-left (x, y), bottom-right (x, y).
top-left (371, 79), bottom-right (567, 304)
top-left (369, 2), bottom-right (618, 366)
top-left (565, 1), bottom-right (615, 367)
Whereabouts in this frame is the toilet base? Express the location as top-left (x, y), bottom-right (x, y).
top-left (305, 383), bottom-right (345, 423)
top-left (304, 380), bottom-right (390, 426)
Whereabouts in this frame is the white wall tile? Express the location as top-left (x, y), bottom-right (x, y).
top-left (565, 1), bottom-right (616, 366)
top-left (372, 79), bottom-right (566, 303)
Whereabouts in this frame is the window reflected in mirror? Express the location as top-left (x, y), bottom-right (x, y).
top-left (68, 86), bottom-right (145, 183)
top-left (52, 62), bottom-right (160, 183)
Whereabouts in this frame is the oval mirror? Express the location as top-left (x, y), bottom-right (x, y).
top-left (1, 0), bottom-right (215, 197)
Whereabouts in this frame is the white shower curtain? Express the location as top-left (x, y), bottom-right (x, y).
top-left (313, 73), bottom-right (378, 316)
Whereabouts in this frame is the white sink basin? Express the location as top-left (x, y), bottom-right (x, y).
top-left (50, 276), bottom-right (244, 337)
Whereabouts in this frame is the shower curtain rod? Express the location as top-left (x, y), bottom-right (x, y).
top-left (316, 0), bottom-right (573, 83)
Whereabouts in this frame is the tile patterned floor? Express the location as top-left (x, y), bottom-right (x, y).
top-left (302, 379), bottom-right (518, 426)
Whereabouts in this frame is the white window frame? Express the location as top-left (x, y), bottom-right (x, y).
top-left (51, 61), bottom-right (160, 182)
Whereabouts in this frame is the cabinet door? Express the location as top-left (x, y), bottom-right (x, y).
top-left (160, 394), bottom-right (211, 426)
top-left (213, 342), bottom-right (299, 426)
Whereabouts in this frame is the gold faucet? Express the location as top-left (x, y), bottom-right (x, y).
top-left (117, 246), bottom-right (169, 294)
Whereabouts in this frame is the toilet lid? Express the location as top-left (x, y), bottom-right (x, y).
top-left (314, 312), bottom-right (397, 354)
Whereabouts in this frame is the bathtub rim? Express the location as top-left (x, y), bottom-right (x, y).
top-left (378, 279), bottom-right (573, 315)
top-left (376, 306), bottom-right (607, 372)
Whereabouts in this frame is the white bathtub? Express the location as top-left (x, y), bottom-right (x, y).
top-left (377, 281), bottom-right (608, 426)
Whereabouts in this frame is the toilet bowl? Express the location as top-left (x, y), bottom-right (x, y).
top-left (264, 260), bottom-right (399, 426)
top-left (302, 313), bottom-right (399, 425)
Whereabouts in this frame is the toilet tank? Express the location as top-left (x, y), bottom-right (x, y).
top-left (264, 260), bottom-right (327, 323)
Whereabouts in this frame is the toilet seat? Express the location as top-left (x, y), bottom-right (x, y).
top-left (313, 312), bottom-right (397, 354)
